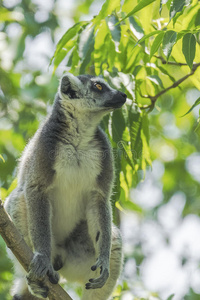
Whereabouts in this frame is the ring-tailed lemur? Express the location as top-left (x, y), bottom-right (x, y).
top-left (4, 73), bottom-right (127, 300)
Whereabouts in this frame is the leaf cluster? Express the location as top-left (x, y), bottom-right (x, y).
top-left (50, 0), bottom-right (200, 211)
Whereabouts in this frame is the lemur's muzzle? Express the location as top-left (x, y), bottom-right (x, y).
top-left (105, 91), bottom-right (127, 108)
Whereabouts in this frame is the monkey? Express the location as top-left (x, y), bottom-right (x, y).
top-left (4, 73), bottom-right (127, 300)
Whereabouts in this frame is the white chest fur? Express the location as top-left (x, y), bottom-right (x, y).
top-left (50, 139), bottom-right (102, 242)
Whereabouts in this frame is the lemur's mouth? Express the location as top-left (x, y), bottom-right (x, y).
top-left (105, 91), bottom-right (127, 108)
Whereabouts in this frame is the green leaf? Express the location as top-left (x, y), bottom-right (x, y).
top-left (0, 154), bottom-right (5, 163)
top-left (117, 188), bottom-right (143, 213)
top-left (195, 9), bottom-right (200, 27)
top-left (79, 26), bottom-right (94, 59)
top-left (150, 31), bottom-right (165, 58)
top-left (50, 21), bottom-right (88, 65)
top-left (106, 14), bottom-right (121, 52)
top-left (185, 288), bottom-right (200, 300)
top-left (147, 75), bottom-right (164, 89)
top-left (158, 66), bottom-right (177, 85)
top-left (93, 21), bottom-right (109, 75)
top-left (120, 141), bottom-right (135, 169)
top-left (7, 178), bottom-right (18, 196)
top-left (134, 30), bottom-right (161, 47)
top-left (172, 9), bottom-right (185, 26)
top-left (169, 0), bottom-right (187, 20)
top-left (129, 16), bottom-right (144, 40)
top-left (129, 111), bottom-right (143, 162)
top-left (133, 65), bottom-right (143, 77)
top-left (121, 0), bottom-right (156, 22)
top-left (112, 109), bottom-right (126, 144)
top-left (94, 0), bottom-right (121, 24)
top-left (141, 114), bottom-right (152, 170)
top-left (182, 33), bottom-right (196, 70)
top-left (79, 25), bottom-right (95, 73)
top-left (181, 97), bottom-right (200, 117)
top-left (170, 0), bottom-right (191, 26)
top-left (66, 48), bottom-right (74, 67)
top-left (128, 111), bottom-right (151, 172)
top-left (121, 199), bottom-right (143, 213)
top-left (159, 0), bottom-right (171, 14)
top-left (166, 294), bottom-right (175, 300)
top-left (162, 30), bottom-right (177, 60)
top-left (53, 48), bottom-right (69, 70)
top-left (70, 45), bottom-right (80, 73)
top-left (106, 14), bottom-right (121, 43)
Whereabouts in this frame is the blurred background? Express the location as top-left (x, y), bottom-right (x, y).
top-left (1, 0), bottom-right (200, 299)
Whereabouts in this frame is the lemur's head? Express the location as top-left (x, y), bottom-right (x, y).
top-left (58, 73), bottom-right (126, 113)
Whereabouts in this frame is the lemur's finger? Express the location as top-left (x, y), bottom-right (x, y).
top-left (86, 268), bottom-right (109, 289)
top-left (47, 269), bottom-right (59, 284)
top-left (91, 257), bottom-right (102, 271)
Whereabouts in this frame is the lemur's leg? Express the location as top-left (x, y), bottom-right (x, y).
top-left (13, 287), bottom-right (41, 300)
top-left (11, 266), bottom-right (41, 300)
top-left (81, 226), bottom-right (122, 300)
top-left (12, 271), bottom-right (48, 300)
top-left (9, 253), bottom-right (49, 300)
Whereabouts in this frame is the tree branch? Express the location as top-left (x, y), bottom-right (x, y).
top-left (0, 199), bottom-right (72, 300)
top-left (140, 62), bottom-right (200, 111)
top-left (154, 55), bottom-right (188, 66)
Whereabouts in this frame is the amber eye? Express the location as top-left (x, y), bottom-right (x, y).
top-left (94, 83), bottom-right (103, 91)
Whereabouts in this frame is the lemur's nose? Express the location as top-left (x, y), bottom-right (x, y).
top-left (120, 92), bottom-right (127, 99)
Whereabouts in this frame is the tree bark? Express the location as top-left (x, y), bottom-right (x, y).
top-left (0, 199), bottom-right (73, 300)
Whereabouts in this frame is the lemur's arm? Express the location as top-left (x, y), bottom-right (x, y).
top-left (26, 185), bottom-right (51, 257)
top-left (86, 192), bottom-right (112, 289)
top-left (86, 128), bottom-right (114, 289)
top-left (24, 137), bottom-right (59, 285)
top-left (26, 186), bottom-right (58, 284)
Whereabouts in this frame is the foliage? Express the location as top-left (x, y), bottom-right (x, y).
top-left (50, 0), bottom-right (200, 211)
top-left (1, 0), bottom-right (200, 299)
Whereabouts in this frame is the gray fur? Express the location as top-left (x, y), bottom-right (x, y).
top-left (5, 73), bottom-right (126, 300)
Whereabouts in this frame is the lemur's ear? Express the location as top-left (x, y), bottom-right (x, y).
top-left (60, 74), bottom-right (81, 99)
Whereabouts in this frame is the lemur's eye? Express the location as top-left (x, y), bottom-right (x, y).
top-left (94, 83), bottom-right (103, 91)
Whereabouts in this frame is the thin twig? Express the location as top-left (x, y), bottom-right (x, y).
top-left (140, 62), bottom-right (200, 111)
top-left (154, 55), bottom-right (188, 66)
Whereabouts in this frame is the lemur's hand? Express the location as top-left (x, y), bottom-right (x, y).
top-left (85, 256), bottom-right (110, 289)
top-left (26, 252), bottom-right (59, 298)
top-left (28, 252), bottom-right (59, 283)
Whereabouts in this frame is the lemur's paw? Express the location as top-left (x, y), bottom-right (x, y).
top-left (28, 252), bottom-right (59, 284)
top-left (85, 257), bottom-right (109, 289)
top-left (26, 277), bottom-right (49, 298)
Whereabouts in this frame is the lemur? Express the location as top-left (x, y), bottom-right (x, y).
top-left (4, 73), bottom-right (127, 300)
